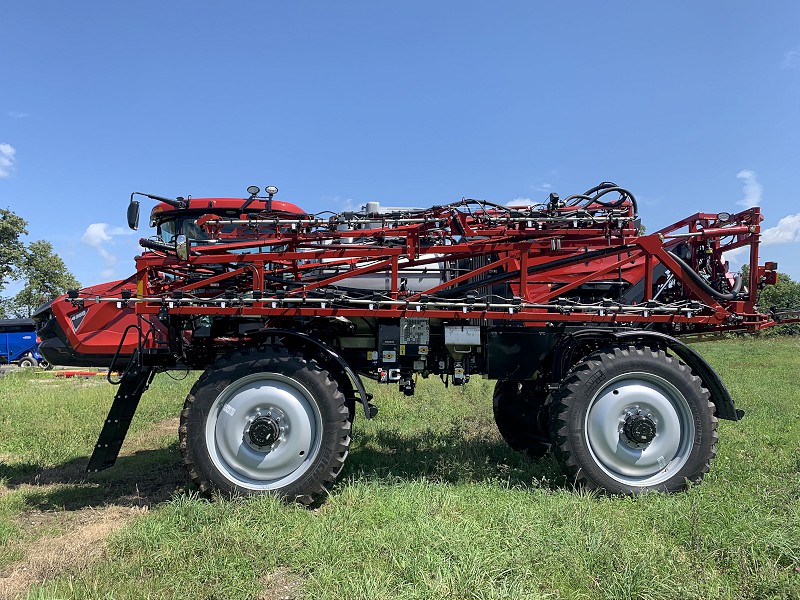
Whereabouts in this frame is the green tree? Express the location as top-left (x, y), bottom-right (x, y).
top-left (8, 240), bottom-right (80, 317)
top-left (759, 272), bottom-right (800, 312)
top-left (0, 208), bottom-right (28, 291)
top-left (743, 266), bottom-right (800, 335)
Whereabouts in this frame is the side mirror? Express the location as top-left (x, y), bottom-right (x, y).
top-left (175, 234), bottom-right (191, 261)
top-left (127, 199), bottom-right (140, 230)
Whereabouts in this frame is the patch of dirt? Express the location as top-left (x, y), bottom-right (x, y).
top-left (32, 377), bottom-right (107, 387)
top-left (0, 418), bottom-right (188, 596)
top-left (0, 417), bottom-right (189, 597)
top-left (256, 568), bottom-right (301, 600)
top-left (0, 505), bottom-right (145, 599)
top-left (124, 417), bottom-right (179, 453)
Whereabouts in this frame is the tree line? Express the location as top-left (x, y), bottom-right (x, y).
top-left (0, 208), bottom-right (80, 318)
top-left (742, 264), bottom-right (800, 334)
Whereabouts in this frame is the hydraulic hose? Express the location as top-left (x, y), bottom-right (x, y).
top-left (139, 238), bottom-right (175, 253)
top-left (730, 273), bottom-right (744, 295)
top-left (666, 251), bottom-right (745, 301)
top-left (564, 182), bottom-right (639, 218)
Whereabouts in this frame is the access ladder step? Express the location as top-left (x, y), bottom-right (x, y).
top-left (87, 366), bottom-right (154, 473)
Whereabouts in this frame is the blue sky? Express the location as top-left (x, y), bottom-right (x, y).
top-left (2, 1), bottom-right (799, 289)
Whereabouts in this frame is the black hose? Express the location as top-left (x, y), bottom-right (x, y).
top-left (667, 251), bottom-right (746, 301)
top-left (139, 238), bottom-right (174, 253)
top-left (730, 273), bottom-right (743, 295)
top-left (563, 194), bottom-right (595, 206)
top-left (562, 182), bottom-right (638, 217)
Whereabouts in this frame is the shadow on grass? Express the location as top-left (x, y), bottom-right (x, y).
top-left (0, 443), bottom-right (188, 511)
top-left (1, 428), bottom-right (569, 512)
top-left (345, 427), bottom-right (568, 491)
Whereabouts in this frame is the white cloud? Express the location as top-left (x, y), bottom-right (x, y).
top-left (508, 197), bottom-right (533, 206)
top-left (722, 245), bottom-right (748, 264)
top-left (0, 143), bottom-right (16, 178)
top-left (736, 169), bottom-right (762, 208)
top-left (781, 46), bottom-right (800, 69)
top-left (82, 223), bottom-right (113, 247)
top-left (6, 111), bottom-right (29, 119)
top-left (531, 182), bottom-right (552, 193)
top-left (322, 196), bottom-right (359, 212)
top-left (724, 172), bottom-right (800, 266)
top-left (762, 213), bottom-right (800, 245)
top-left (723, 171), bottom-right (800, 272)
top-left (81, 223), bottom-right (133, 278)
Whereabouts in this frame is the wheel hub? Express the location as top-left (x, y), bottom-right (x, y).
top-left (622, 412), bottom-right (657, 444)
top-left (246, 416), bottom-right (281, 448)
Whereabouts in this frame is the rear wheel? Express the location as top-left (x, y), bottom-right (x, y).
top-left (493, 380), bottom-right (550, 458)
top-left (549, 346), bottom-right (717, 494)
top-left (180, 346), bottom-right (352, 504)
top-left (18, 356), bottom-right (37, 368)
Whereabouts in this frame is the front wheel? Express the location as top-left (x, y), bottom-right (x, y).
top-left (180, 346), bottom-right (352, 504)
top-left (549, 346), bottom-right (718, 494)
top-left (18, 356), bottom-right (37, 368)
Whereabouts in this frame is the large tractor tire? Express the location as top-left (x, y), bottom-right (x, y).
top-left (493, 380), bottom-right (550, 458)
top-left (179, 346), bottom-right (352, 504)
top-left (549, 345), bottom-right (718, 494)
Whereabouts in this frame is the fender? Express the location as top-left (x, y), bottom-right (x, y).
top-left (263, 328), bottom-right (376, 419)
top-left (549, 328), bottom-right (742, 421)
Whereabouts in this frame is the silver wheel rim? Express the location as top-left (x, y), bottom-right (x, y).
top-left (584, 371), bottom-right (695, 487)
top-left (205, 372), bottom-right (322, 491)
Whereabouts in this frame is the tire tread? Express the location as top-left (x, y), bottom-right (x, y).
top-left (179, 344), bottom-right (351, 505)
top-left (549, 345), bottom-right (718, 493)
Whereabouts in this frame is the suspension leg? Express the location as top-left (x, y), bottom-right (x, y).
top-left (87, 364), bottom-right (155, 472)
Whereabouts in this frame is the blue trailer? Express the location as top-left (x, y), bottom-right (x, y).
top-left (0, 319), bottom-right (47, 367)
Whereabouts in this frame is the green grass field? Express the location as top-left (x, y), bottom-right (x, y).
top-left (1, 337), bottom-right (798, 599)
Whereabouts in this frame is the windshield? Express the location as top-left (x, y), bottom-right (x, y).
top-left (156, 214), bottom-right (281, 244)
top-left (158, 216), bottom-right (210, 243)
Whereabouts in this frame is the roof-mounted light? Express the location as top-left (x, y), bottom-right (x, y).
top-left (265, 186), bottom-right (278, 196)
top-left (246, 185), bottom-right (260, 196)
top-left (717, 212), bottom-right (731, 223)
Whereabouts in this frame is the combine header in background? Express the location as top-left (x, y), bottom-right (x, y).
top-left (34, 182), bottom-right (790, 503)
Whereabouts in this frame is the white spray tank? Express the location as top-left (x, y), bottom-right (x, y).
top-left (327, 201), bottom-right (447, 292)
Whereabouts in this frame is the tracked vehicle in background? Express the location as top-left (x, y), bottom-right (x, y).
top-left (34, 182), bottom-right (791, 503)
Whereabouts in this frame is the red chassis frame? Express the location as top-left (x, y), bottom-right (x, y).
top-left (108, 201), bottom-right (780, 337)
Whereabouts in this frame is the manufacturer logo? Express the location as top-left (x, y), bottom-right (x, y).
top-left (69, 308), bottom-right (89, 332)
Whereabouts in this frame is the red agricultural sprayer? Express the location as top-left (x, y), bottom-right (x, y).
top-left (34, 182), bottom-right (795, 503)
